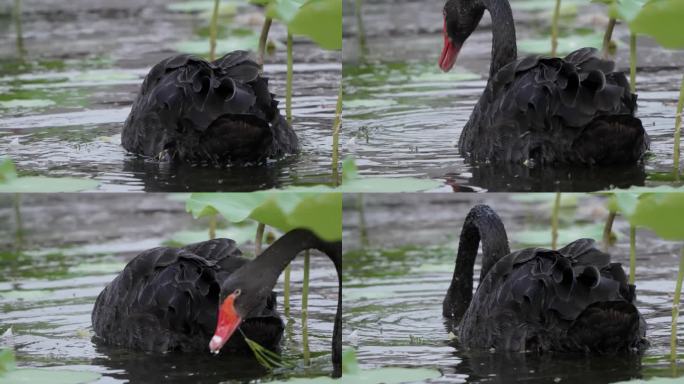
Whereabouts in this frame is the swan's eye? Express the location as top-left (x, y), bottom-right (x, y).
top-left (233, 289), bottom-right (241, 297)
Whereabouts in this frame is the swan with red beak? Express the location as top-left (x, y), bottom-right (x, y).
top-left (205, 228), bottom-right (343, 377)
top-left (439, 0), bottom-right (484, 72)
top-left (92, 229), bottom-right (342, 378)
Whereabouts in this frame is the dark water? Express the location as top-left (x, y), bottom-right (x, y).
top-left (0, 194), bottom-right (339, 383)
top-left (342, 0), bottom-right (684, 192)
top-left (0, 0), bottom-right (341, 192)
top-left (342, 194), bottom-right (684, 383)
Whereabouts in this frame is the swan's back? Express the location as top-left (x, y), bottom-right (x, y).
top-left (121, 51), bottom-right (298, 165)
top-left (458, 238), bottom-right (645, 352)
top-left (459, 48), bottom-right (649, 165)
top-left (92, 239), bottom-right (282, 352)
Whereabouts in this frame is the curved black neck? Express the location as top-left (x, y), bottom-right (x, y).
top-left (482, 0), bottom-right (517, 78)
top-left (239, 228), bottom-right (342, 378)
top-left (443, 205), bottom-right (510, 322)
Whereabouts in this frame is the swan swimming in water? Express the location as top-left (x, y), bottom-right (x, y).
top-left (440, 0), bottom-right (649, 165)
top-left (444, 205), bottom-right (646, 353)
top-left (122, 51), bottom-right (298, 166)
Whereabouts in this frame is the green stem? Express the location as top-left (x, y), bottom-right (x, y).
top-left (673, 73), bottom-right (684, 181)
top-left (283, 264), bottom-right (291, 317)
top-left (255, 223), bottom-right (265, 256)
top-left (331, 86), bottom-right (343, 186)
top-left (629, 225), bottom-right (636, 285)
top-left (551, 0), bottom-right (561, 57)
top-left (208, 214), bottom-right (217, 240)
top-left (13, 0), bottom-right (25, 58)
top-left (671, 248), bottom-right (684, 362)
top-left (602, 210), bottom-right (617, 251)
top-left (286, 32), bottom-right (293, 125)
top-left (551, 191), bottom-right (561, 250)
top-left (357, 194), bottom-right (369, 247)
top-left (302, 250), bottom-right (310, 364)
top-left (209, 0), bottom-right (220, 61)
top-left (354, 0), bottom-right (368, 58)
top-left (630, 33), bottom-right (637, 94)
top-left (602, 18), bottom-right (616, 58)
top-left (257, 17), bottom-right (273, 68)
top-left (13, 193), bottom-right (23, 249)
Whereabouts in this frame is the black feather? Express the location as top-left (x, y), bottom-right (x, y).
top-left (91, 240), bottom-right (284, 353)
top-left (122, 51), bottom-right (299, 166)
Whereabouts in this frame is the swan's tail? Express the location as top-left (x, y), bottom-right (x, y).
top-left (572, 115), bottom-right (649, 165)
top-left (443, 205), bottom-right (510, 321)
top-left (566, 301), bottom-right (646, 353)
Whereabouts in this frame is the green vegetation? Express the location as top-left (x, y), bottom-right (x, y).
top-left (0, 348), bottom-right (100, 384)
top-left (602, 0), bottom-right (684, 178)
top-left (0, 158), bottom-right (98, 193)
top-left (267, 349), bottom-right (442, 383)
top-left (609, 192), bottom-right (684, 362)
top-left (261, 0), bottom-right (342, 180)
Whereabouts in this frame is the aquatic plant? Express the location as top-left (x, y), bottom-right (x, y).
top-left (257, 16), bottom-right (273, 66)
top-left (209, 0), bottom-right (220, 60)
top-left (354, 0), bottom-right (368, 58)
top-left (263, 0), bottom-right (343, 176)
top-left (593, 0), bottom-right (645, 91)
top-left (551, 0), bottom-right (562, 56)
top-left (331, 86), bottom-right (343, 185)
top-left (266, 349), bottom-right (442, 383)
top-left (551, 191), bottom-right (561, 249)
top-left (0, 348), bottom-right (101, 384)
top-left (0, 157), bottom-right (99, 193)
top-left (241, 329), bottom-right (294, 369)
top-left (624, 0), bottom-right (684, 178)
top-left (611, 192), bottom-right (684, 361)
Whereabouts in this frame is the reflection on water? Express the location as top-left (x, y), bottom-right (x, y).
top-left (342, 194), bottom-right (684, 383)
top-left (0, 194), bottom-right (339, 383)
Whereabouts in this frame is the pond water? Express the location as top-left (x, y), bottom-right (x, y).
top-left (342, 0), bottom-right (684, 192)
top-left (0, 0), bottom-right (341, 192)
top-left (342, 194), bottom-right (684, 383)
top-left (0, 194), bottom-right (340, 383)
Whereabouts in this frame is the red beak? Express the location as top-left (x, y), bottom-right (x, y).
top-left (439, 19), bottom-right (461, 72)
top-left (209, 292), bottom-right (242, 354)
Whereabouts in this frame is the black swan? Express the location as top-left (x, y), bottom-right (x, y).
top-left (121, 51), bottom-right (298, 166)
top-left (92, 229), bottom-right (341, 377)
top-left (444, 205), bottom-right (646, 352)
top-left (440, 0), bottom-right (649, 165)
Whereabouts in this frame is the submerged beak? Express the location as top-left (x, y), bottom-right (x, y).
top-left (439, 19), bottom-right (461, 72)
top-left (209, 292), bottom-right (242, 354)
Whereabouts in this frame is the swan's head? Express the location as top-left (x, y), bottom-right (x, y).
top-left (440, 0), bottom-right (485, 72)
top-left (209, 277), bottom-right (270, 354)
top-left (209, 288), bottom-right (243, 354)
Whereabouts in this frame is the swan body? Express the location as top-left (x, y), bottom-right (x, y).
top-left (441, 0), bottom-right (649, 165)
top-left (444, 205), bottom-right (646, 353)
top-left (121, 51), bottom-right (298, 166)
top-left (92, 239), bottom-right (283, 352)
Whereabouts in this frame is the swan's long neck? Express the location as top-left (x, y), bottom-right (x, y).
top-left (443, 205), bottom-right (510, 322)
top-left (237, 229), bottom-right (342, 377)
top-left (482, 0), bottom-right (517, 78)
